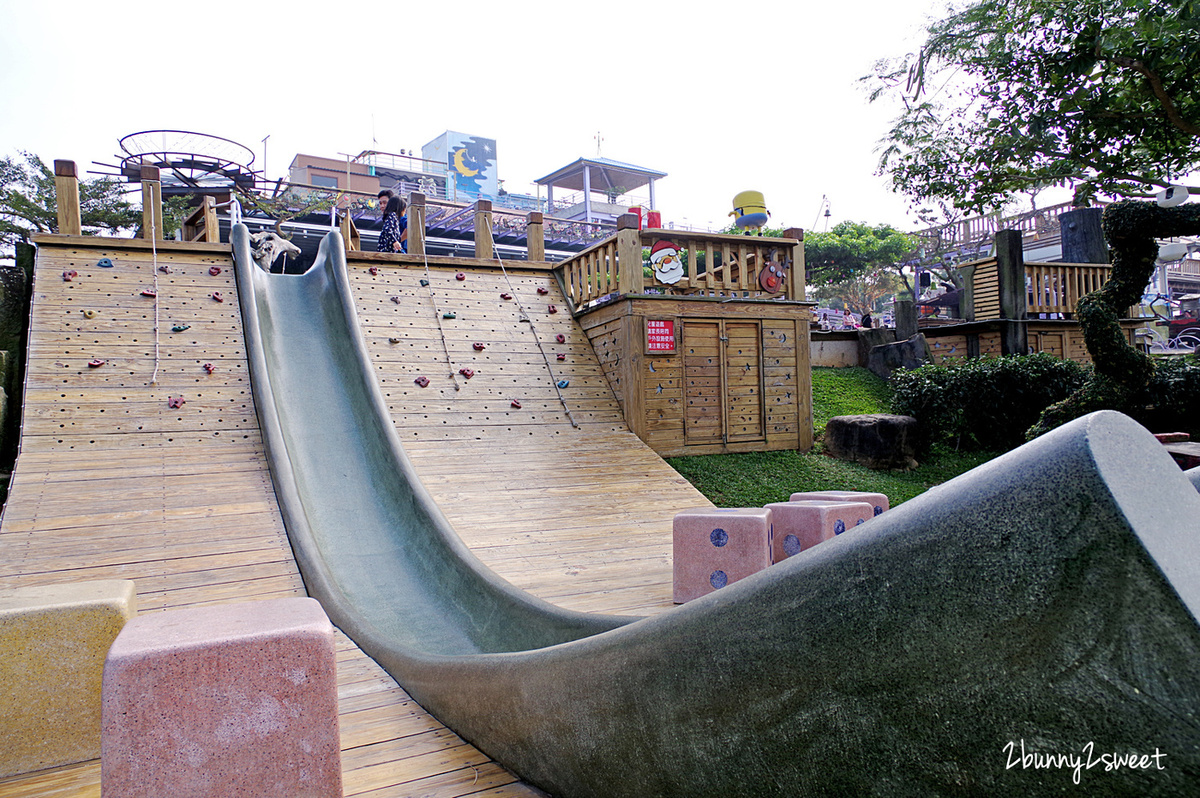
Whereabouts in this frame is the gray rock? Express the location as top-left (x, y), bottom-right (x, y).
top-left (867, 333), bottom-right (931, 380)
top-left (824, 413), bottom-right (920, 470)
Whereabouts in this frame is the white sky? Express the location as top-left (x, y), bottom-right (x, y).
top-left (0, 0), bottom-right (947, 233)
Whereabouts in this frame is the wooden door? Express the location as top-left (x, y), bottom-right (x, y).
top-left (682, 320), bottom-right (765, 446)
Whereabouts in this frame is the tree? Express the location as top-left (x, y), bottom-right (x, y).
top-left (1, 152), bottom-right (139, 260)
top-left (868, 0), bottom-right (1200, 213)
top-left (804, 221), bottom-right (919, 297)
top-left (812, 270), bottom-right (906, 317)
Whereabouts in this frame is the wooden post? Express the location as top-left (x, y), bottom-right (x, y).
top-left (53, 160), bottom-right (82, 236)
top-left (474, 199), bottom-right (493, 260)
top-left (616, 213), bottom-right (643, 295)
top-left (526, 211), bottom-right (545, 262)
top-left (140, 166), bottom-right (163, 241)
top-left (783, 227), bottom-right (805, 300)
top-left (406, 192), bottom-right (425, 256)
top-left (957, 263), bottom-right (977, 322)
top-left (995, 229), bottom-right (1028, 355)
top-left (339, 211), bottom-right (360, 252)
top-left (1059, 207), bottom-right (1108, 264)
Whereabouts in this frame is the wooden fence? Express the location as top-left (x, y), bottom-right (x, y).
top-left (556, 216), bottom-right (804, 310)
top-left (969, 257), bottom-right (1127, 319)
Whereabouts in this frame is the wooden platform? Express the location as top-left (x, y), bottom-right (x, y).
top-left (0, 237), bottom-right (710, 796)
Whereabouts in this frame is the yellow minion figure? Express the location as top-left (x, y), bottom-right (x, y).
top-left (730, 191), bottom-right (771, 235)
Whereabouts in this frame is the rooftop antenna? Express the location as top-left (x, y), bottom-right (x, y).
top-left (595, 131), bottom-right (604, 157)
top-left (261, 134), bottom-right (270, 183)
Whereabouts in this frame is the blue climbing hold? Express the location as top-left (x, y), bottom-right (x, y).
top-left (557, 380), bottom-right (569, 389)
top-left (710, 528), bottom-right (728, 547)
top-left (97, 258), bottom-right (114, 268)
top-left (710, 570), bottom-right (728, 589)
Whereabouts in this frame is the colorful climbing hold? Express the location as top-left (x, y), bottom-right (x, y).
top-left (202, 363), bottom-right (216, 374)
top-left (211, 291), bottom-right (224, 302)
top-left (548, 304), bottom-right (558, 314)
top-left (557, 380), bottom-right (569, 389)
top-left (141, 289), bottom-right (157, 298)
top-left (171, 324), bottom-right (190, 332)
top-left (458, 368), bottom-right (475, 379)
top-left (414, 376), bottom-right (430, 388)
top-left (209, 266), bottom-right (222, 276)
top-left (473, 342), bottom-right (486, 351)
top-left (443, 312), bottom-right (456, 319)
top-left (557, 353), bottom-right (566, 361)
top-left (555, 334), bottom-right (566, 343)
top-left (82, 309), bottom-right (97, 319)
top-left (168, 396), bottom-right (185, 409)
top-left (97, 258), bottom-right (114, 268)
top-left (419, 279), bottom-right (429, 287)
top-left (391, 296), bottom-right (402, 304)
top-left (62, 270), bottom-right (77, 281)
top-left (87, 359), bottom-right (106, 368)
top-left (500, 293), bottom-right (512, 300)
top-left (369, 266), bottom-right (379, 276)
top-left (537, 286), bottom-right (549, 295)
top-left (510, 400), bottom-right (522, 408)
top-left (389, 337), bottom-right (401, 344)
top-left (455, 272), bottom-right (466, 281)
top-left (158, 265), bottom-right (170, 274)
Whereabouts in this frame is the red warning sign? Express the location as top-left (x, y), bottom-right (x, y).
top-left (646, 318), bottom-right (676, 353)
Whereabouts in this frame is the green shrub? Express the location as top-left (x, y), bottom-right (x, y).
top-left (890, 354), bottom-right (1090, 451)
top-left (1131, 355), bottom-right (1200, 436)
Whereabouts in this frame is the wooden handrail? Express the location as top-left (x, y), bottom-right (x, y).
top-left (182, 196), bottom-right (220, 243)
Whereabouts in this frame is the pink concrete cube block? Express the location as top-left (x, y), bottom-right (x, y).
top-left (766, 500), bottom-right (875, 562)
top-left (790, 490), bottom-right (890, 518)
top-left (101, 597), bottom-right (341, 798)
top-left (673, 507), bottom-right (773, 603)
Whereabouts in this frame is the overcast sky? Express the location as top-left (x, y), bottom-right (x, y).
top-left (1, 0), bottom-right (947, 233)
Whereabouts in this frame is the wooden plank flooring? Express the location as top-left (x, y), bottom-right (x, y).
top-left (0, 240), bottom-right (711, 796)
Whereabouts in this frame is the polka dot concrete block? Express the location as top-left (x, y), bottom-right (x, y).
top-left (789, 490), bottom-right (890, 518)
top-left (101, 597), bottom-right (341, 798)
top-left (673, 508), bottom-right (773, 603)
top-left (765, 500), bottom-right (875, 563)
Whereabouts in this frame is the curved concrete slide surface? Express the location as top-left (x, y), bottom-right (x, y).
top-left (234, 226), bottom-right (1200, 796)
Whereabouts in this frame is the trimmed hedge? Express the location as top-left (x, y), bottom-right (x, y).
top-left (1132, 356), bottom-right (1200, 437)
top-left (889, 354), bottom-right (1090, 451)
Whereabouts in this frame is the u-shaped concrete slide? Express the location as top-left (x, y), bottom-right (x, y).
top-left (233, 225), bottom-right (1200, 796)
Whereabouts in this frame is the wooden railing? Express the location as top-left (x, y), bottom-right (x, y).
top-left (1025, 261), bottom-right (1114, 317)
top-left (182, 196), bottom-right (220, 243)
top-left (557, 214), bottom-right (804, 309)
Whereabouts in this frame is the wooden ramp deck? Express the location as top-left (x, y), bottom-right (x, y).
top-left (0, 238), bottom-right (711, 796)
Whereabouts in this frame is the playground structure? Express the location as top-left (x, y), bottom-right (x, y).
top-left (3, 165), bottom-right (1200, 795)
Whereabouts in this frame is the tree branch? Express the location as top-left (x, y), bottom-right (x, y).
top-left (1108, 55), bottom-right (1200, 137)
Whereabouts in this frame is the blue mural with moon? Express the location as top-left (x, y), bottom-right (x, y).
top-left (449, 135), bottom-right (496, 196)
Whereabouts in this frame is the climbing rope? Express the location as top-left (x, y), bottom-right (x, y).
top-left (149, 218), bottom-right (161, 385)
top-left (414, 203), bottom-right (460, 391)
top-left (484, 223), bottom-right (579, 429)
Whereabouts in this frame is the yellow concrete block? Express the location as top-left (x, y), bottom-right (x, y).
top-left (0, 580), bottom-right (137, 778)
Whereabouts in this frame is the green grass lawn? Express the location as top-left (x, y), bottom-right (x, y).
top-left (666, 367), bottom-right (998, 508)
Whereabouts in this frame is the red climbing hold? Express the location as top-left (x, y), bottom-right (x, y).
top-left (168, 396), bottom-right (185, 409)
top-left (369, 266), bottom-right (379, 276)
top-left (203, 363), bottom-right (216, 374)
top-left (548, 304), bottom-right (558, 314)
top-left (455, 272), bottom-right (466, 281)
top-left (557, 353), bottom-right (566, 361)
top-left (62, 270), bottom-right (77, 281)
top-left (537, 286), bottom-right (549, 295)
top-left (141, 289), bottom-right (157, 298)
top-left (459, 368), bottom-right (475, 379)
top-left (473, 342), bottom-right (486, 351)
top-left (414, 376), bottom-right (430, 388)
top-left (500, 293), bottom-right (512, 300)
top-left (391, 296), bottom-right (402, 304)
top-left (209, 266), bottom-right (222, 276)
top-left (556, 334), bottom-right (566, 343)
top-left (510, 400), bottom-right (522, 409)
top-left (211, 291), bottom-right (224, 302)
top-left (87, 359), bottom-right (106, 368)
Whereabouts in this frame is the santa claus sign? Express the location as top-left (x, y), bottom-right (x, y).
top-left (649, 239), bottom-right (684, 285)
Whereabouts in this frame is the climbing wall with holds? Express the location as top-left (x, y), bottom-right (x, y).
top-left (349, 254), bottom-right (712, 615)
top-left (0, 239), bottom-right (298, 614)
